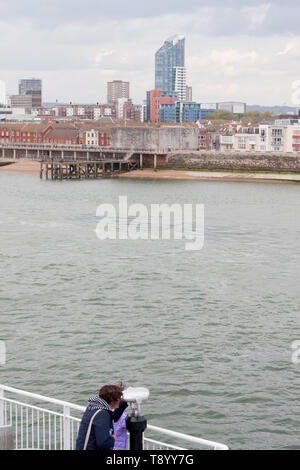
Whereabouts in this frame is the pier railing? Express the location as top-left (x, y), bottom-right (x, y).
top-left (0, 385), bottom-right (228, 450)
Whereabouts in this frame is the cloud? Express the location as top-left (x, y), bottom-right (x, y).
top-left (277, 40), bottom-right (300, 57)
top-left (1, 1), bottom-right (300, 106)
top-left (94, 49), bottom-right (115, 65)
top-left (210, 50), bottom-right (257, 66)
top-left (244, 3), bottom-right (271, 26)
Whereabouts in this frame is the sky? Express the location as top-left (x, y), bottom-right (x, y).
top-left (1, 0), bottom-right (300, 106)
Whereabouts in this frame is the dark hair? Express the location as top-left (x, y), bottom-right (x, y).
top-left (99, 385), bottom-right (123, 404)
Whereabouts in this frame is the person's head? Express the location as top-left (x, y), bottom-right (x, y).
top-left (99, 384), bottom-right (123, 410)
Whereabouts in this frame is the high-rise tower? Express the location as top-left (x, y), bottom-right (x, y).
top-left (155, 35), bottom-right (186, 99)
top-left (107, 80), bottom-right (130, 104)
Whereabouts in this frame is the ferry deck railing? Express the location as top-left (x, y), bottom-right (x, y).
top-left (0, 384), bottom-right (228, 450)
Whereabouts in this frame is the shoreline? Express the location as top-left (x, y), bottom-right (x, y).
top-left (0, 159), bottom-right (40, 174)
top-left (1, 159), bottom-right (300, 184)
top-left (117, 168), bottom-right (300, 184)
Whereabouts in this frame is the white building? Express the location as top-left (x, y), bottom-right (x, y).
top-left (286, 125), bottom-right (300, 152)
top-left (172, 66), bottom-right (186, 101)
top-left (219, 135), bottom-right (234, 151)
top-left (259, 124), bottom-right (300, 152)
top-left (233, 133), bottom-right (260, 151)
top-left (85, 129), bottom-right (99, 146)
top-left (66, 107), bottom-right (74, 117)
top-left (218, 102), bottom-right (246, 114)
top-left (117, 97), bottom-right (127, 120)
top-left (200, 103), bottom-right (218, 110)
top-left (93, 108), bottom-right (102, 120)
top-left (0, 80), bottom-right (6, 105)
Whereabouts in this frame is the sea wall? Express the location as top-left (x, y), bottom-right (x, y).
top-left (165, 151), bottom-right (300, 172)
top-left (105, 126), bottom-right (199, 152)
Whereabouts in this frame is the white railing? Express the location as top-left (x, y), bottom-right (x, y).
top-left (0, 385), bottom-right (228, 450)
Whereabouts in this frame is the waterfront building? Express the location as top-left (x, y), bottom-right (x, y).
top-left (107, 80), bottom-right (130, 104)
top-left (198, 129), bottom-right (213, 150)
top-left (219, 135), bottom-right (234, 151)
top-left (233, 133), bottom-right (260, 152)
top-left (155, 35), bottom-right (185, 98)
top-left (259, 124), bottom-right (300, 152)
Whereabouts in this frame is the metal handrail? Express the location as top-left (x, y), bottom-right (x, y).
top-left (0, 143), bottom-right (168, 153)
top-left (0, 384), bottom-right (228, 450)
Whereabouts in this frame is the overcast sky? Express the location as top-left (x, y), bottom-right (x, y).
top-left (1, 0), bottom-right (300, 106)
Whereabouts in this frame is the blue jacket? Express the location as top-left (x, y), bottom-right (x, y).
top-left (76, 397), bottom-right (128, 451)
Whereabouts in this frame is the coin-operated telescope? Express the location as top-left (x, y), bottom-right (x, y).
top-left (123, 387), bottom-right (149, 450)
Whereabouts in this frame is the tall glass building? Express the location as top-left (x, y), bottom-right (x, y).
top-left (155, 35), bottom-right (185, 98)
top-left (18, 79), bottom-right (42, 107)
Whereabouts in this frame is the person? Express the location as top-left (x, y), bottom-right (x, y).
top-left (112, 382), bottom-right (129, 450)
top-left (113, 410), bottom-right (128, 450)
top-left (76, 384), bottom-right (128, 450)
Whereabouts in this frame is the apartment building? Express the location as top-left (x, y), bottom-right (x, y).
top-left (259, 125), bottom-right (288, 152)
top-left (172, 66), bottom-right (187, 101)
top-left (155, 35), bottom-right (185, 98)
top-left (107, 81), bottom-right (130, 104)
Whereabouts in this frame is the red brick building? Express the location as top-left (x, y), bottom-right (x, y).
top-left (149, 90), bottom-right (176, 123)
top-left (198, 129), bottom-right (212, 150)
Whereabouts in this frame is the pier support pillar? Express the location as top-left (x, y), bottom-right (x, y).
top-left (140, 154), bottom-right (143, 170)
top-left (13, 149), bottom-right (16, 160)
top-left (154, 154), bottom-right (157, 170)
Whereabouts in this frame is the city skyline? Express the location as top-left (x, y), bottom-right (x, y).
top-left (1, 0), bottom-right (300, 106)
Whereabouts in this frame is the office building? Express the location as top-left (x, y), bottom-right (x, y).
top-left (18, 79), bottom-right (42, 107)
top-left (10, 94), bottom-right (33, 108)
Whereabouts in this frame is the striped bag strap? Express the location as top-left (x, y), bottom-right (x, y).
top-left (83, 409), bottom-right (103, 450)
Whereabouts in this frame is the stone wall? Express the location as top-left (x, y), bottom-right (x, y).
top-left (106, 126), bottom-right (199, 152)
top-left (165, 151), bottom-right (300, 172)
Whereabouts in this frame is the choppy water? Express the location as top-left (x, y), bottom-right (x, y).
top-left (0, 173), bottom-right (300, 450)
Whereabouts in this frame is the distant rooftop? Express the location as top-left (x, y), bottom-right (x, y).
top-left (165, 34), bottom-right (185, 45)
